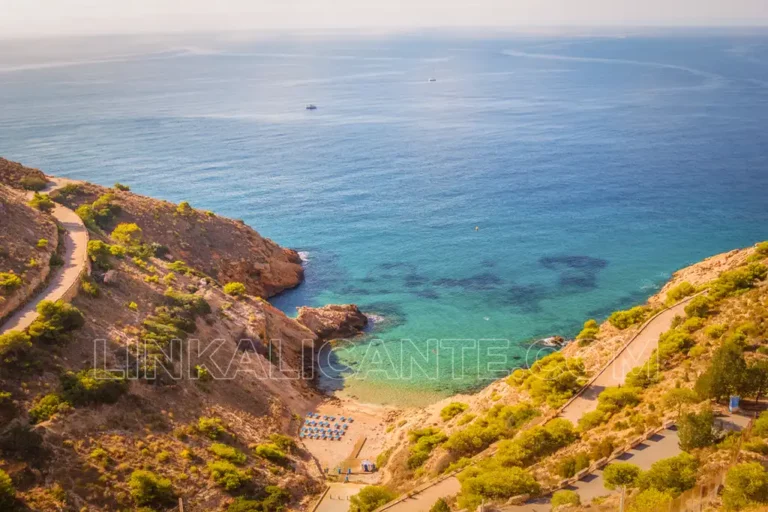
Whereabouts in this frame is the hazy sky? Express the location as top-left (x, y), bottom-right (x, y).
top-left (2, 0), bottom-right (767, 37)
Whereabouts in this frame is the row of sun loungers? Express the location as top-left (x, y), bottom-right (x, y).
top-left (306, 412), bottom-right (354, 423)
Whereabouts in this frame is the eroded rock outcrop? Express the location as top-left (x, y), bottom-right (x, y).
top-left (296, 304), bottom-right (368, 340)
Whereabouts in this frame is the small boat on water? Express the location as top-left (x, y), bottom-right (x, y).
top-left (428, 78), bottom-right (437, 82)
top-left (306, 104), bottom-right (317, 110)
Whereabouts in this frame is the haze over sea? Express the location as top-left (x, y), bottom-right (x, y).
top-left (2, 31), bottom-right (767, 405)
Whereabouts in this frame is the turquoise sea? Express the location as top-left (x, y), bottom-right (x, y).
top-left (1, 31), bottom-right (767, 404)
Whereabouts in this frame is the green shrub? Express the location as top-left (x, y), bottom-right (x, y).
top-left (440, 402), bottom-right (468, 421)
top-left (176, 201), bottom-right (194, 215)
top-left (744, 439), bottom-right (768, 455)
top-left (596, 386), bottom-right (641, 414)
top-left (578, 409), bottom-right (608, 431)
top-left (444, 403), bottom-right (538, 456)
top-left (227, 487), bottom-right (290, 512)
top-left (27, 300), bottom-right (84, 343)
top-left (75, 204), bottom-right (96, 228)
top-left (164, 288), bottom-right (211, 315)
top-left (508, 352), bottom-right (586, 407)
top-left (36, 238), bottom-right (49, 249)
top-left (494, 418), bottom-right (577, 468)
top-left (60, 369), bottom-right (128, 406)
top-left (625, 360), bottom-right (660, 388)
top-left (210, 443), bottom-right (247, 464)
top-left (638, 452), bottom-right (698, 495)
top-left (630, 489), bottom-right (673, 512)
top-left (269, 433), bottom-right (296, 452)
top-left (111, 222), bottom-right (143, 247)
top-left (723, 462), bottom-right (768, 510)
top-left (208, 461), bottom-right (249, 491)
top-left (407, 427), bottom-right (447, 469)
top-left (29, 393), bottom-right (69, 423)
top-left (91, 193), bottom-right (120, 228)
top-left (0, 272), bottom-right (22, 294)
top-left (457, 465), bottom-right (539, 510)
top-left (349, 486), bottom-right (396, 512)
top-left (678, 409), bottom-right (716, 451)
top-left (681, 317), bottom-right (704, 332)
top-left (376, 448), bottom-right (393, 468)
top-left (254, 443), bottom-right (287, 464)
top-left (80, 276), bottom-right (100, 298)
top-left (711, 263), bottom-right (767, 299)
top-left (656, 329), bottom-right (695, 362)
top-left (608, 306), bottom-right (648, 330)
top-left (19, 175), bottom-right (47, 191)
top-left (197, 417), bottom-right (226, 439)
top-left (0, 468), bottom-right (15, 507)
top-left (0, 330), bottom-right (32, 360)
top-left (576, 319), bottom-right (599, 342)
top-left (224, 282), bottom-right (247, 297)
top-left (551, 489), bottom-right (580, 508)
top-left (684, 295), bottom-right (713, 318)
top-left (429, 498), bottom-right (450, 512)
top-left (87, 240), bottom-right (113, 269)
top-left (114, 183), bottom-right (130, 191)
top-left (556, 452), bottom-right (590, 478)
top-left (29, 192), bottom-right (54, 212)
top-left (666, 282), bottom-right (696, 304)
top-left (129, 470), bottom-right (174, 507)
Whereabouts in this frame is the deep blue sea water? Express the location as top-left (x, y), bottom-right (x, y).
top-left (1, 32), bottom-right (767, 404)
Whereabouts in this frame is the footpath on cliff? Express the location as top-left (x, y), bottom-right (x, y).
top-left (1, 177), bottom-right (88, 333)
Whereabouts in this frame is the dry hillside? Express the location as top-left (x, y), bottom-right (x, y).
top-left (0, 185), bottom-right (58, 321)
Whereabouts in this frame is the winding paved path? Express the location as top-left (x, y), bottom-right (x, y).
top-left (1, 178), bottom-right (88, 333)
top-left (560, 295), bottom-right (698, 424)
top-left (376, 295), bottom-right (701, 512)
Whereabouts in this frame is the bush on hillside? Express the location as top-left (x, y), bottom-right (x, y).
top-left (630, 489), bottom-right (673, 512)
top-left (710, 263), bottom-right (767, 299)
top-left (28, 393), bottom-right (69, 423)
top-left (0, 330), bottom-right (32, 361)
top-left (29, 192), bottom-right (54, 212)
top-left (197, 416), bottom-right (226, 439)
top-left (551, 489), bottom-right (580, 509)
top-left (210, 443), bottom-right (247, 464)
top-left (444, 402), bottom-right (538, 456)
top-left (678, 409), bottom-right (716, 451)
top-left (494, 418), bottom-right (577, 468)
top-left (694, 340), bottom-right (747, 401)
top-left (666, 282), bottom-right (696, 304)
top-left (60, 369), bottom-right (128, 406)
top-left (224, 282), bottom-right (247, 297)
top-left (625, 360), bottom-right (660, 389)
top-left (508, 352), bottom-right (587, 407)
top-left (723, 462), bottom-right (768, 510)
top-left (208, 461), bottom-right (250, 491)
top-left (576, 319), bottom-right (599, 343)
top-left (114, 183), bottom-right (130, 191)
top-left (129, 470), bottom-right (174, 507)
top-left (254, 443), bottom-right (287, 464)
top-left (27, 300), bottom-right (84, 343)
top-left (0, 469), bottom-right (15, 508)
top-left (20, 175), bottom-right (47, 191)
top-left (87, 240), bottom-right (113, 269)
top-left (407, 427), bottom-right (447, 469)
top-left (638, 452), bottom-right (698, 495)
top-left (349, 486), bottom-right (396, 512)
top-left (457, 465), bottom-right (539, 511)
top-left (608, 306), bottom-right (648, 330)
top-left (440, 402), bottom-right (469, 421)
top-left (111, 222), bottom-right (143, 247)
top-left (684, 295), bottom-right (714, 318)
top-left (596, 386), bottom-right (641, 414)
top-left (557, 452), bottom-right (590, 478)
top-left (0, 272), bottom-right (22, 294)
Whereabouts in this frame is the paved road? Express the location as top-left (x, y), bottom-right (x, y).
top-left (315, 483), bottom-right (367, 512)
top-left (560, 297), bottom-right (697, 424)
top-left (511, 413), bottom-right (752, 511)
top-left (379, 295), bottom-right (702, 512)
top-left (1, 178), bottom-right (88, 333)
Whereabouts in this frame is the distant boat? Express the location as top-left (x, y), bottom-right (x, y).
top-left (428, 78), bottom-right (437, 82)
top-left (306, 104), bottom-right (317, 110)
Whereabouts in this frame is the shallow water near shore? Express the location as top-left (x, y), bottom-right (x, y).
top-left (2, 32), bottom-right (768, 405)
